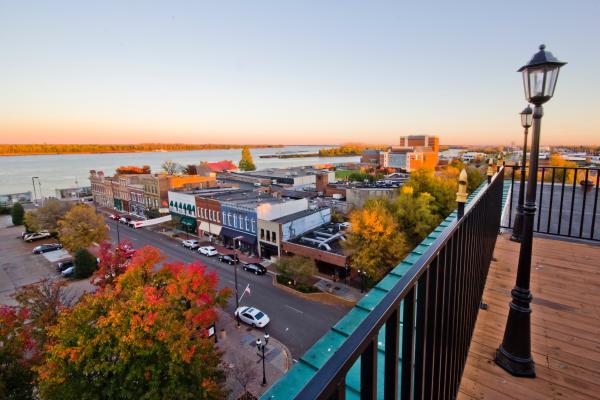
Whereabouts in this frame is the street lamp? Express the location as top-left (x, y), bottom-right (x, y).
top-left (357, 269), bottom-right (367, 293)
top-left (256, 333), bottom-right (270, 386)
top-left (233, 235), bottom-right (243, 327)
top-left (496, 45), bottom-right (566, 378)
top-left (511, 105), bottom-right (533, 242)
top-left (31, 177), bottom-right (39, 206)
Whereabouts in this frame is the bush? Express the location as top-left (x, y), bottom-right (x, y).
top-left (0, 205), bottom-right (11, 215)
top-left (73, 249), bottom-right (97, 279)
top-left (11, 202), bottom-right (24, 225)
top-left (276, 275), bottom-right (320, 293)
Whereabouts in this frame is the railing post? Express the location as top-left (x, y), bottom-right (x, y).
top-left (487, 159), bottom-right (494, 184)
top-left (456, 169), bottom-right (468, 219)
top-left (511, 126), bottom-right (530, 242)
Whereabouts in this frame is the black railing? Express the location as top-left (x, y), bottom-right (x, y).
top-left (292, 168), bottom-right (505, 399)
top-left (503, 165), bottom-right (600, 241)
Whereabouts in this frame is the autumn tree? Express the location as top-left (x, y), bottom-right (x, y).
top-left (31, 199), bottom-right (71, 233)
top-left (548, 153), bottom-right (578, 183)
top-left (0, 306), bottom-right (38, 400)
top-left (24, 210), bottom-right (40, 232)
top-left (238, 146), bottom-right (256, 171)
top-left (116, 165), bottom-right (151, 174)
top-left (274, 255), bottom-right (317, 286)
top-left (10, 202), bottom-right (24, 225)
top-left (343, 200), bottom-right (409, 282)
top-left (58, 204), bottom-right (108, 252)
top-left (37, 246), bottom-right (231, 400)
top-left (91, 241), bottom-right (134, 288)
top-left (13, 279), bottom-right (71, 350)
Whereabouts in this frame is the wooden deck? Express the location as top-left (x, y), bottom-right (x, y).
top-left (458, 234), bottom-right (600, 400)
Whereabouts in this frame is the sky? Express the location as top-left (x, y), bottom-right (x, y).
top-left (0, 1), bottom-right (598, 146)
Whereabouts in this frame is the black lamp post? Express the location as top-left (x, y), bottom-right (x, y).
top-left (496, 44), bottom-right (566, 377)
top-left (31, 177), bottom-right (39, 206)
top-left (511, 105), bottom-right (533, 242)
top-left (256, 333), bottom-right (270, 386)
top-left (357, 269), bottom-right (367, 293)
top-left (233, 236), bottom-right (243, 327)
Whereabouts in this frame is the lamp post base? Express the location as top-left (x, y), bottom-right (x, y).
top-left (510, 207), bottom-right (525, 242)
top-left (495, 345), bottom-right (536, 378)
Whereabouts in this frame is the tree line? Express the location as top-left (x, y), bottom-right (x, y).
top-left (318, 143), bottom-right (387, 157)
top-left (0, 143), bottom-right (282, 156)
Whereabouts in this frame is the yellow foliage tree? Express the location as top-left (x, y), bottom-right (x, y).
top-left (58, 205), bottom-right (108, 252)
top-left (343, 201), bottom-right (409, 283)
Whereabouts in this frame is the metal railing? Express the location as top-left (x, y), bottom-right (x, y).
top-left (503, 165), bottom-right (600, 241)
top-left (290, 168), bottom-right (505, 399)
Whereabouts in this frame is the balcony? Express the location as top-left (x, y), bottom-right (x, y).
top-left (261, 165), bottom-right (600, 400)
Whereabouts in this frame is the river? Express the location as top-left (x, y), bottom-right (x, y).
top-left (0, 146), bottom-right (359, 196)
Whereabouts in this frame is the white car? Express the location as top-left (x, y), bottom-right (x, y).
top-left (182, 239), bottom-right (200, 250)
top-left (234, 306), bottom-right (270, 328)
top-left (198, 246), bottom-right (218, 256)
top-left (24, 231), bottom-right (51, 242)
top-left (61, 266), bottom-right (75, 278)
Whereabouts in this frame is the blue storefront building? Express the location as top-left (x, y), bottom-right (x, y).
top-left (220, 202), bottom-right (258, 255)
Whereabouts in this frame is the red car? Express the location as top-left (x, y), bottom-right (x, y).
top-left (109, 213), bottom-right (121, 221)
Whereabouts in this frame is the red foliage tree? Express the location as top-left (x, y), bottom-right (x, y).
top-left (115, 165), bottom-right (151, 174)
top-left (92, 241), bottom-right (138, 288)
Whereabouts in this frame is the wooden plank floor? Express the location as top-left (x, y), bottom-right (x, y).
top-left (458, 234), bottom-right (600, 400)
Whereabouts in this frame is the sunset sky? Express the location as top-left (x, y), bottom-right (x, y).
top-left (0, 1), bottom-right (598, 146)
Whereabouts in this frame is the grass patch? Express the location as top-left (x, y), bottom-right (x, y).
top-left (276, 275), bottom-right (321, 293)
top-left (334, 170), bottom-right (354, 180)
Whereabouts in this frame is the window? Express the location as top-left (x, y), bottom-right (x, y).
top-left (272, 232), bottom-right (277, 242)
top-left (266, 231), bottom-right (271, 241)
top-left (260, 229), bottom-right (265, 239)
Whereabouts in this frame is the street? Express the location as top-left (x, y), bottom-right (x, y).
top-left (105, 218), bottom-right (351, 358)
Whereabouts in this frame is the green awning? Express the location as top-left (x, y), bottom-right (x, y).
top-left (180, 216), bottom-right (196, 228)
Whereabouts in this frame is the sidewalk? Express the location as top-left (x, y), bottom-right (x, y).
top-left (313, 277), bottom-right (364, 303)
top-left (217, 310), bottom-right (291, 399)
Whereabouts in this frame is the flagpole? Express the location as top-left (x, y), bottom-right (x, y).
top-left (238, 283), bottom-right (250, 303)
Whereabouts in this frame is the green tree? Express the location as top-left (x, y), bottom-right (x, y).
top-left (10, 202), bottom-right (24, 225)
top-left (73, 248), bottom-right (97, 279)
top-left (37, 247), bottom-right (231, 400)
top-left (238, 146), bottom-right (256, 171)
top-left (387, 187), bottom-right (441, 248)
top-left (274, 255), bottom-right (317, 286)
top-left (343, 200), bottom-right (409, 282)
top-left (58, 205), bottom-right (108, 252)
top-left (406, 168), bottom-right (456, 219)
top-left (465, 165), bottom-right (485, 192)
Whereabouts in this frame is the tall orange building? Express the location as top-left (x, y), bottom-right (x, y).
top-left (387, 135), bottom-right (439, 171)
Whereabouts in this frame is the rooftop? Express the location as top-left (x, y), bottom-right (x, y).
top-left (458, 235), bottom-right (600, 400)
top-left (273, 207), bottom-right (329, 224)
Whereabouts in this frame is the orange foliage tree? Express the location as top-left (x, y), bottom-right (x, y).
top-left (115, 165), bottom-right (151, 174)
top-left (37, 246), bottom-right (232, 400)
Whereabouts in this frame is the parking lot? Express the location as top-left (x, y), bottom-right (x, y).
top-left (0, 215), bottom-right (94, 305)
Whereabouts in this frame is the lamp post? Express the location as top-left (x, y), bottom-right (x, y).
top-left (31, 177), bottom-right (39, 206)
top-left (256, 333), bottom-right (270, 386)
top-left (357, 269), bottom-right (367, 293)
top-left (233, 235), bottom-right (243, 327)
top-left (496, 45), bottom-right (566, 378)
top-left (511, 105), bottom-right (533, 242)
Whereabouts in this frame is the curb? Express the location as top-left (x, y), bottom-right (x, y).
top-left (271, 275), bottom-right (356, 306)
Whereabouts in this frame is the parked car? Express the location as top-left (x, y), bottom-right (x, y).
top-left (234, 306), bottom-right (270, 328)
top-left (218, 254), bottom-right (239, 264)
top-left (61, 266), bottom-right (75, 278)
top-left (338, 222), bottom-right (351, 230)
top-left (118, 217), bottom-right (130, 224)
top-left (243, 263), bottom-right (267, 275)
top-left (24, 231), bottom-right (51, 242)
top-left (32, 243), bottom-right (62, 254)
top-left (56, 259), bottom-right (74, 271)
top-left (182, 239), bottom-right (200, 250)
top-left (119, 245), bottom-right (136, 259)
top-left (199, 246), bottom-right (218, 257)
top-left (21, 231), bottom-right (33, 239)
top-left (109, 213), bottom-right (121, 220)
